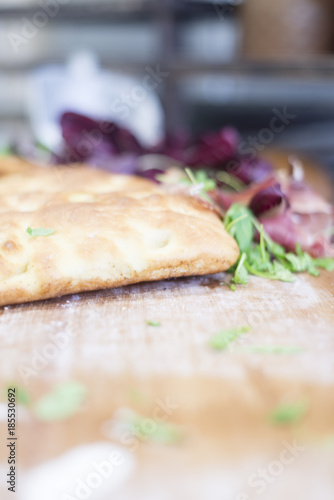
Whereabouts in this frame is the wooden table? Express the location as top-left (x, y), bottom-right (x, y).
top-left (0, 270), bottom-right (333, 500)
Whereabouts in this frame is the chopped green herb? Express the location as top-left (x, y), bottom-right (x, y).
top-left (209, 325), bottom-right (252, 351)
top-left (4, 385), bottom-right (31, 406)
top-left (16, 387), bottom-right (31, 406)
top-left (259, 224), bottom-right (269, 264)
top-left (225, 203), bottom-right (333, 285)
top-left (183, 168), bottom-right (215, 204)
top-left (125, 410), bottom-right (183, 444)
top-left (34, 381), bottom-right (86, 422)
top-left (27, 227), bottom-right (55, 237)
top-left (216, 171), bottom-right (246, 192)
top-left (245, 260), bottom-right (295, 282)
top-left (313, 257), bottom-right (334, 271)
top-left (224, 204), bottom-right (253, 253)
top-left (269, 401), bottom-right (308, 425)
top-left (219, 282), bottom-right (236, 291)
top-left (146, 320), bottom-right (161, 327)
top-left (232, 252), bottom-right (249, 285)
top-left (183, 169), bottom-right (216, 191)
top-left (243, 345), bottom-right (304, 355)
top-left (225, 213), bottom-right (250, 234)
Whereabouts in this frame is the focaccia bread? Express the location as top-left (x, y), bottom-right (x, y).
top-left (0, 158), bottom-right (239, 306)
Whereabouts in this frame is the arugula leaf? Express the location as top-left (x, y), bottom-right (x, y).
top-left (313, 257), bottom-right (334, 271)
top-left (296, 244), bottom-right (320, 276)
top-left (269, 400), bottom-right (308, 425)
top-left (27, 227), bottom-right (55, 237)
top-left (34, 381), bottom-right (86, 421)
top-left (231, 252), bottom-right (249, 285)
top-left (146, 320), bottom-right (161, 327)
top-left (259, 224), bottom-right (270, 264)
top-left (216, 171), bottom-right (246, 192)
top-left (209, 325), bottom-right (252, 351)
top-left (184, 168), bottom-right (216, 203)
top-left (193, 170), bottom-right (217, 191)
top-left (225, 203), bottom-right (333, 285)
top-left (283, 252), bottom-right (307, 272)
top-left (251, 216), bottom-right (286, 259)
top-left (219, 281), bottom-right (237, 291)
top-left (224, 205), bottom-right (253, 253)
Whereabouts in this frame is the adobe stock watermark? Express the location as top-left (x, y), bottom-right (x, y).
top-left (239, 107), bottom-right (297, 160)
top-left (110, 65), bottom-right (169, 121)
top-left (235, 439), bottom-right (306, 499)
top-left (17, 310), bottom-right (97, 385)
top-left (63, 64), bottom-right (169, 164)
top-left (61, 449), bottom-right (125, 500)
top-left (7, 0), bottom-right (71, 53)
top-left (17, 326), bottom-right (79, 385)
top-left (225, 106), bottom-right (297, 177)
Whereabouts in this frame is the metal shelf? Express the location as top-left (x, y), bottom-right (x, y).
top-left (0, 0), bottom-right (237, 18)
top-left (3, 58), bottom-right (334, 78)
top-left (0, 0), bottom-right (156, 18)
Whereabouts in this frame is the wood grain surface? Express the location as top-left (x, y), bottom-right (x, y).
top-left (0, 270), bottom-right (333, 499)
top-left (0, 148), bottom-right (333, 500)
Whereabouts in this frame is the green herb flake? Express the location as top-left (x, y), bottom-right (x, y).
top-left (34, 381), bottom-right (87, 422)
top-left (183, 168), bottom-right (216, 204)
top-left (312, 257), bottom-right (334, 272)
top-left (216, 171), bottom-right (246, 192)
top-left (126, 411), bottom-right (183, 444)
top-left (244, 345), bottom-right (304, 355)
top-left (224, 204), bottom-right (253, 253)
top-left (219, 282), bottom-right (237, 291)
top-left (231, 252), bottom-right (249, 285)
top-left (182, 169), bottom-right (216, 192)
top-left (16, 387), bottom-right (31, 406)
top-left (27, 227), bottom-right (55, 238)
top-left (146, 320), bottom-right (161, 327)
top-left (225, 203), bottom-right (333, 284)
top-left (209, 325), bottom-right (252, 351)
top-left (4, 385), bottom-right (31, 406)
top-left (245, 260), bottom-right (295, 283)
top-left (269, 401), bottom-right (308, 425)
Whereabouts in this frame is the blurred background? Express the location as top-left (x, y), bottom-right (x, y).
top-left (0, 0), bottom-right (334, 180)
top-left (0, 3), bottom-right (334, 500)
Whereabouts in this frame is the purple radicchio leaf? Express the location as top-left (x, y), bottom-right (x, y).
top-left (225, 158), bottom-right (274, 186)
top-left (249, 183), bottom-right (289, 218)
top-left (186, 127), bottom-right (240, 168)
top-left (60, 112), bottom-right (145, 164)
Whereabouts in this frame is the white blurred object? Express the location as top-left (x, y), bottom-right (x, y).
top-left (19, 442), bottom-right (135, 500)
top-left (26, 51), bottom-right (165, 151)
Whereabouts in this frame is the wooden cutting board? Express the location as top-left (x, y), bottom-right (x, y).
top-left (0, 271), bottom-right (333, 499)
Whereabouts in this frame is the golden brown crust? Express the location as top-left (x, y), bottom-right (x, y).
top-left (0, 158), bottom-right (239, 306)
